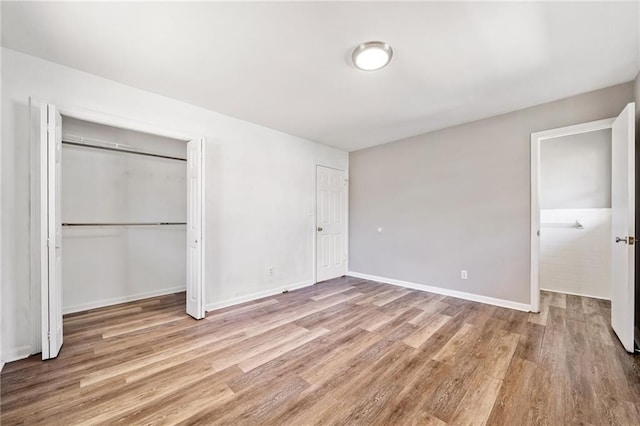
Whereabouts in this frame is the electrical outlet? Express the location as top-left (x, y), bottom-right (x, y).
top-left (461, 270), bottom-right (468, 279)
top-left (268, 267), bottom-right (274, 276)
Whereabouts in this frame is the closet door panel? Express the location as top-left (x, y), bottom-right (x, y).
top-left (186, 138), bottom-right (204, 320)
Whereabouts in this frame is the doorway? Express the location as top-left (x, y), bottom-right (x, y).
top-left (530, 103), bottom-right (636, 352)
top-left (315, 165), bottom-right (348, 283)
top-left (39, 104), bottom-right (205, 360)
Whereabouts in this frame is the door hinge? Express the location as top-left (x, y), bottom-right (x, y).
top-left (629, 236), bottom-right (635, 245)
top-left (47, 331), bottom-right (51, 341)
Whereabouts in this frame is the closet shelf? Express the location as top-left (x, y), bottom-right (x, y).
top-left (62, 222), bottom-right (186, 227)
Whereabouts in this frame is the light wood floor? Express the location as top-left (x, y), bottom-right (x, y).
top-left (2, 277), bottom-right (639, 425)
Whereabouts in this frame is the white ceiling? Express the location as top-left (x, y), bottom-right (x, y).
top-left (2, 1), bottom-right (639, 152)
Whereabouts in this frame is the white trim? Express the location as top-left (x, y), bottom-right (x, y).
top-left (313, 164), bottom-right (318, 284)
top-left (530, 117), bottom-right (615, 314)
top-left (200, 138), bottom-right (207, 317)
top-left (63, 286), bottom-right (186, 315)
top-left (540, 288), bottom-right (610, 301)
top-left (2, 345), bottom-right (34, 363)
top-left (348, 271), bottom-right (532, 312)
top-left (0, 362), bottom-right (4, 372)
top-left (345, 170), bottom-right (349, 275)
top-left (57, 105), bottom-right (193, 142)
top-left (205, 280), bottom-right (314, 312)
top-left (531, 129), bottom-right (539, 313)
top-left (29, 97), bottom-right (43, 355)
top-left (532, 118), bottom-right (614, 141)
top-left (40, 103), bottom-right (52, 359)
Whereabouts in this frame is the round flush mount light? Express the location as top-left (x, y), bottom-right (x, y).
top-left (352, 41), bottom-right (393, 71)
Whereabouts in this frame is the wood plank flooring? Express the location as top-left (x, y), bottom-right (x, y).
top-left (2, 277), bottom-right (640, 425)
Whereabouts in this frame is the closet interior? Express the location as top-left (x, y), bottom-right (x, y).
top-left (61, 117), bottom-right (187, 314)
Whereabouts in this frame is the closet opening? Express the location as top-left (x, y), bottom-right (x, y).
top-left (37, 104), bottom-right (205, 360)
top-left (61, 117), bottom-right (188, 315)
top-left (530, 103), bottom-right (636, 353)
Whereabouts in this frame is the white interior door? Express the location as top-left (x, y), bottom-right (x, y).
top-left (186, 138), bottom-right (205, 319)
top-left (611, 102), bottom-right (636, 353)
top-left (41, 104), bottom-right (63, 360)
top-left (316, 165), bottom-right (347, 282)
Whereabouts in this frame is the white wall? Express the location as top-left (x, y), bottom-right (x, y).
top-left (540, 129), bottom-right (611, 209)
top-left (62, 227), bottom-right (186, 313)
top-left (1, 48), bottom-right (348, 361)
top-left (61, 119), bottom-right (188, 313)
top-left (539, 209), bottom-right (611, 299)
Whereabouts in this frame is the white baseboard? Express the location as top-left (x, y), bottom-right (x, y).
top-left (63, 286), bottom-right (186, 314)
top-left (540, 287), bottom-right (610, 301)
top-left (2, 345), bottom-right (34, 364)
top-left (206, 280), bottom-right (314, 312)
top-left (348, 271), bottom-right (531, 312)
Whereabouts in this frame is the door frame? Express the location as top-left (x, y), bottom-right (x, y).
top-left (32, 102), bottom-right (206, 354)
top-left (313, 164), bottom-right (349, 284)
top-left (530, 117), bottom-right (615, 313)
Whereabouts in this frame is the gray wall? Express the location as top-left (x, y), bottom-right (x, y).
top-left (540, 129), bottom-right (611, 209)
top-left (349, 82), bottom-right (633, 304)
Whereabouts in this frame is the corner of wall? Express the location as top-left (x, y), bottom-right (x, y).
top-left (206, 280), bottom-right (314, 312)
top-left (2, 345), bottom-right (34, 364)
top-left (347, 271), bottom-right (532, 312)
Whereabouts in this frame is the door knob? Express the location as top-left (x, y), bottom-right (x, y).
top-left (616, 237), bottom-right (628, 244)
top-left (317, 227), bottom-right (323, 232)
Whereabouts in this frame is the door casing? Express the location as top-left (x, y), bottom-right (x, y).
top-left (530, 117), bottom-right (615, 313)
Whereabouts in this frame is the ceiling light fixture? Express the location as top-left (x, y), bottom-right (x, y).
top-left (352, 41), bottom-right (393, 71)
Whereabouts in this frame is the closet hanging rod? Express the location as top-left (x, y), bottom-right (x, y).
top-left (540, 220), bottom-right (584, 229)
top-left (62, 222), bottom-right (186, 227)
top-left (62, 140), bottom-right (187, 162)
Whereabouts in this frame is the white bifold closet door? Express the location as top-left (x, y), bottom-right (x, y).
top-left (186, 138), bottom-right (205, 319)
top-left (40, 104), bottom-right (63, 360)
